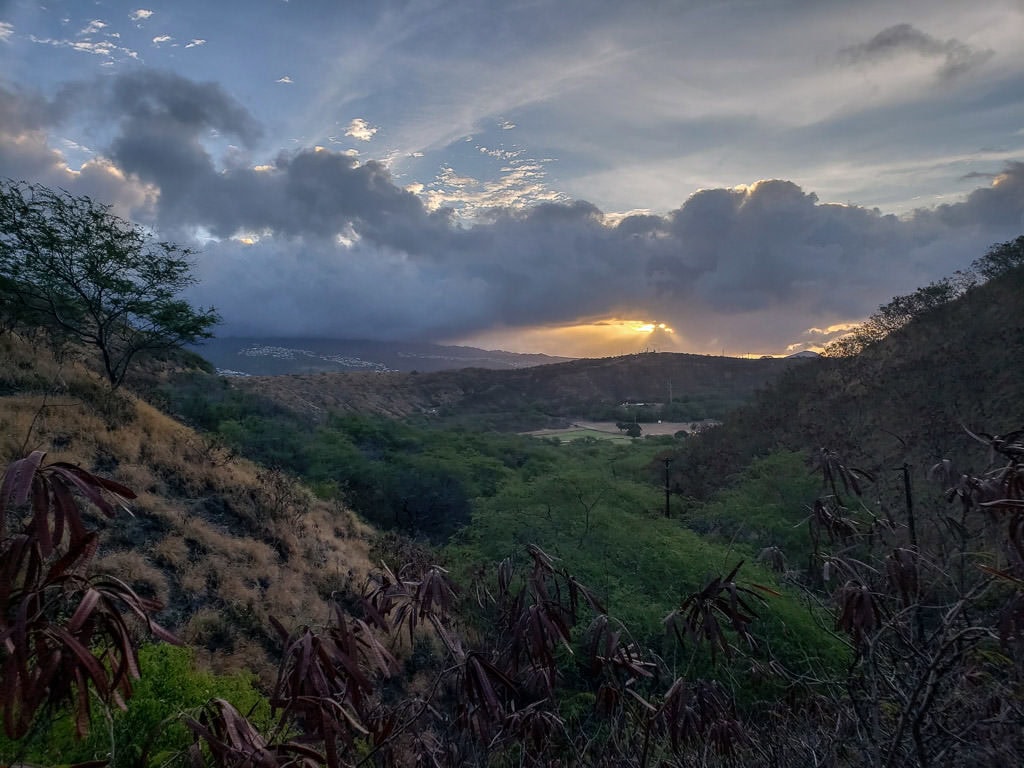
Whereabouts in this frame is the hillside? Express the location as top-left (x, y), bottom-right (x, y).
top-left (0, 332), bottom-right (375, 680)
top-left (227, 350), bottom-right (806, 429)
top-left (669, 262), bottom-right (1024, 499)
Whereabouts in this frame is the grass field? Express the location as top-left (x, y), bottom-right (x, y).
top-left (528, 427), bottom-right (636, 443)
top-left (526, 421), bottom-right (705, 443)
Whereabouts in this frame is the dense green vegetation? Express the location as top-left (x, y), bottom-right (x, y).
top-left (167, 381), bottom-right (543, 540)
top-left (166, 378), bottom-right (677, 542)
top-left (158, 374), bottom-right (844, 691)
top-left (685, 450), bottom-right (820, 563)
top-left (0, 645), bottom-right (268, 767)
top-left (447, 444), bottom-right (844, 677)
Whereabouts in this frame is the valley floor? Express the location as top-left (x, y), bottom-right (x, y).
top-left (526, 419), bottom-right (709, 440)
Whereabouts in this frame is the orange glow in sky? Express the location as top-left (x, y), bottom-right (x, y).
top-left (452, 318), bottom-right (684, 358)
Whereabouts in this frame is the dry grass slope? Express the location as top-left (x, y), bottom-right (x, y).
top-left (0, 333), bottom-right (375, 680)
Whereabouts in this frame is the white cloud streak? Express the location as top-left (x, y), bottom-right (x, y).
top-left (79, 20), bottom-right (107, 36)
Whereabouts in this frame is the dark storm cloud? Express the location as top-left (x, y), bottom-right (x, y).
top-left (0, 83), bottom-right (53, 131)
top-left (959, 171), bottom-right (998, 182)
top-left (479, 202), bottom-right (650, 326)
top-left (105, 70), bottom-right (263, 144)
top-left (653, 181), bottom-right (908, 315)
top-left (259, 150), bottom-right (451, 253)
top-left (840, 23), bottom-right (994, 79)
top-left (89, 70), bottom-right (265, 229)
top-left (157, 147), bottom-right (453, 254)
top-left (3, 69), bottom-right (1024, 352)
top-left (187, 162), bottom-right (1024, 349)
top-left (43, 71), bottom-right (451, 253)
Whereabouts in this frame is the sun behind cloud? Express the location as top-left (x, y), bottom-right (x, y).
top-left (453, 318), bottom-right (683, 358)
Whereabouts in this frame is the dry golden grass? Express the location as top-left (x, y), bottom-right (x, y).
top-left (0, 331), bottom-right (376, 675)
top-left (96, 550), bottom-right (171, 607)
top-left (150, 534), bottom-right (191, 567)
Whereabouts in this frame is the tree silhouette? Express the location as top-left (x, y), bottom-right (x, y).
top-left (0, 180), bottom-right (219, 387)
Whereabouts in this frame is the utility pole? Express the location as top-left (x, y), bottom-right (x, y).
top-left (898, 462), bottom-right (925, 644)
top-left (663, 457), bottom-right (673, 518)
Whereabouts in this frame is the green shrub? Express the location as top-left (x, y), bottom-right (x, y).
top-left (685, 449), bottom-right (819, 562)
top-left (0, 644), bottom-right (270, 768)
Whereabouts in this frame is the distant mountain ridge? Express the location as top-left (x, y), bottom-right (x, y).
top-left (193, 337), bottom-right (573, 376)
top-left (231, 351), bottom-right (809, 429)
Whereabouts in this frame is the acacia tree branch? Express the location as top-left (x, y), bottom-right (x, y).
top-left (0, 181), bottom-right (219, 388)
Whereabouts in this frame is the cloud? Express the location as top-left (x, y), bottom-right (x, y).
top-left (840, 23), bottom-right (994, 80)
top-left (185, 39), bottom-right (207, 49)
top-left (785, 323), bottom-right (861, 353)
top-left (0, 83), bottom-right (72, 181)
top-left (185, 164), bottom-right (1023, 352)
top-left (959, 170), bottom-right (998, 182)
top-left (0, 22), bottom-right (13, 42)
top-left (152, 35), bottom-right (173, 45)
top-left (44, 73), bottom-right (433, 252)
top-left (130, 10), bottom-right (154, 22)
top-left (29, 30), bottom-right (139, 62)
top-left (424, 158), bottom-right (565, 217)
top-left (80, 20), bottom-right (108, 36)
top-left (478, 146), bottom-right (523, 161)
top-left (276, 75), bottom-right (293, 84)
top-left (344, 118), bottom-right (377, 141)
top-left (0, 83), bottom-right (155, 214)
top-left (3, 70), bottom-right (1023, 354)
top-left (918, 161), bottom-right (1024, 231)
top-left (69, 70), bottom-right (262, 227)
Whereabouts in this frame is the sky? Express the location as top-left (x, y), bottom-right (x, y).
top-left (1, 0), bottom-right (1023, 357)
